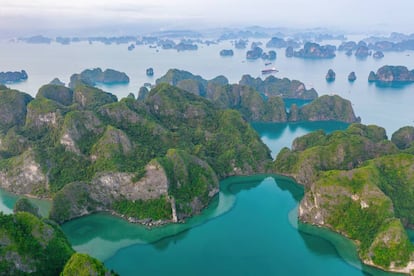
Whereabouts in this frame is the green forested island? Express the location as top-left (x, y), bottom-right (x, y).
top-left (1, 68), bottom-right (412, 274)
top-left (0, 198), bottom-right (114, 275)
top-left (274, 124), bottom-right (414, 273)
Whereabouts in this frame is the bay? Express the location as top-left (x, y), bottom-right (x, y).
top-left (0, 38), bottom-right (413, 275)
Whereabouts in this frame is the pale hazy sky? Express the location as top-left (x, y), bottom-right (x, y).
top-left (0, 0), bottom-right (412, 35)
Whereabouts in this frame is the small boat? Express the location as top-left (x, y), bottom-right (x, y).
top-left (261, 67), bottom-right (278, 74)
top-left (265, 62), bottom-right (272, 66)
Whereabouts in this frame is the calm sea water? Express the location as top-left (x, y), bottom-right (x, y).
top-left (0, 39), bottom-right (413, 275)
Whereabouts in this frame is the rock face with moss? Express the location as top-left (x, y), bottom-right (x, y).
top-left (368, 65), bottom-right (414, 83)
top-left (0, 212), bottom-right (74, 275)
top-left (61, 253), bottom-right (114, 276)
top-left (391, 126), bottom-right (414, 150)
top-left (292, 95), bottom-right (360, 123)
top-left (273, 123), bottom-right (414, 273)
top-left (0, 83), bottom-right (271, 225)
top-left (0, 86), bottom-right (33, 131)
top-left (0, 209), bottom-right (113, 275)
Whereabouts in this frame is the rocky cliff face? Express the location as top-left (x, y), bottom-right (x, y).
top-left (0, 149), bottom-right (48, 196)
top-left (0, 212), bottom-right (74, 275)
top-left (0, 87), bottom-right (33, 131)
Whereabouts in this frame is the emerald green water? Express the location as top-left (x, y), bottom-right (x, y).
top-left (0, 188), bottom-right (51, 217)
top-left (59, 121), bottom-right (400, 276)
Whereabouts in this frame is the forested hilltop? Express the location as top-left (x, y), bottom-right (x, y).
top-left (0, 67), bottom-right (361, 226)
top-left (0, 198), bottom-right (114, 275)
top-left (0, 82), bottom-right (272, 225)
top-left (274, 124), bottom-right (414, 274)
top-left (152, 69), bottom-right (360, 123)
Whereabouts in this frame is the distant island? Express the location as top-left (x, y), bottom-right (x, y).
top-left (325, 69), bottom-right (336, 82)
top-left (69, 67), bottom-right (129, 88)
top-left (368, 65), bottom-right (414, 84)
top-left (219, 49), bottom-right (234, 56)
top-left (153, 69), bottom-right (359, 123)
top-left (0, 70), bottom-right (28, 84)
top-left (286, 42), bottom-right (336, 59)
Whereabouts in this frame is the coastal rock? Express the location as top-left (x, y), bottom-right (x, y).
top-left (348, 71), bottom-right (357, 82)
top-left (146, 67), bottom-right (154, 77)
top-left (61, 253), bottom-right (113, 275)
top-left (325, 69), bottom-right (336, 82)
top-left (369, 65), bottom-right (414, 83)
top-left (285, 46), bottom-right (294, 57)
top-left (239, 74), bottom-right (318, 100)
top-left (391, 126), bottom-right (414, 149)
top-left (219, 49), bottom-right (234, 56)
top-left (138, 86), bottom-right (150, 101)
top-left (128, 43), bottom-right (135, 51)
top-left (293, 42), bottom-right (336, 59)
top-left (68, 68), bottom-right (129, 88)
top-left (73, 85), bottom-right (117, 109)
top-left (89, 163), bottom-right (168, 205)
top-left (25, 98), bottom-right (65, 131)
top-left (0, 87), bottom-right (33, 132)
top-left (49, 78), bottom-right (65, 86)
top-left (13, 198), bottom-right (40, 217)
top-left (234, 39), bottom-right (247, 49)
top-left (266, 37), bottom-right (287, 48)
top-left (373, 51), bottom-right (384, 59)
top-left (0, 70), bottom-right (28, 84)
top-left (60, 110), bottom-right (104, 154)
top-left (295, 95), bottom-right (360, 123)
top-left (246, 46), bottom-right (263, 60)
top-left (175, 41), bottom-right (198, 51)
top-left (261, 50), bottom-right (277, 60)
top-left (368, 71), bottom-right (377, 82)
top-left (36, 84), bottom-right (73, 106)
top-left (355, 45), bottom-right (371, 58)
top-left (338, 41), bottom-right (357, 51)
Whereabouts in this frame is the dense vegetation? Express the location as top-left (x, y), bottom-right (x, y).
top-left (0, 82), bottom-right (271, 224)
top-left (61, 253), bottom-right (116, 276)
top-left (153, 69), bottom-right (359, 123)
top-left (0, 205), bottom-right (114, 275)
top-left (274, 123), bottom-right (414, 270)
top-left (0, 212), bottom-right (74, 275)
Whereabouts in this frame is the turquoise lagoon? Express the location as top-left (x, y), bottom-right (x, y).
top-left (0, 39), bottom-right (414, 275)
